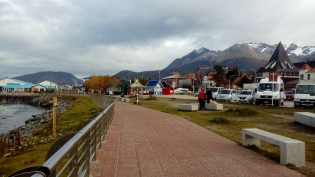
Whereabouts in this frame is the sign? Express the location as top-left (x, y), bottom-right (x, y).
top-left (269, 72), bottom-right (278, 82)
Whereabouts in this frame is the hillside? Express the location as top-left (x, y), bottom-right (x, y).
top-left (115, 42), bottom-right (315, 79)
top-left (13, 71), bottom-right (82, 85)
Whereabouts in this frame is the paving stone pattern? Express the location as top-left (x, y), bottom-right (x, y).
top-left (90, 101), bottom-right (304, 177)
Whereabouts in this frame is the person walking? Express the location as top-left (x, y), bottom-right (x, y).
top-left (206, 88), bottom-right (212, 103)
top-left (198, 89), bottom-right (205, 110)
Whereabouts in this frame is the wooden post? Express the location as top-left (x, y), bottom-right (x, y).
top-left (53, 97), bottom-right (57, 135)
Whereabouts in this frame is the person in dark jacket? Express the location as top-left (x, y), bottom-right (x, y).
top-left (198, 89), bottom-right (205, 110)
top-left (206, 88), bottom-right (212, 103)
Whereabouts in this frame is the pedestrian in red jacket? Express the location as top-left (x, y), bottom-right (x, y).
top-left (198, 89), bottom-right (205, 110)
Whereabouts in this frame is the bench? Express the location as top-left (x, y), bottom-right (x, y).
top-left (242, 128), bottom-right (305, 167)
top-left (178, 104), bottom-right (198, 111)
top-left (204, 103), bottom-right (223, 110)
top-left (120, 97), bottom-right (130, 102)
top-left (294, 112), bottom-right (315, 128)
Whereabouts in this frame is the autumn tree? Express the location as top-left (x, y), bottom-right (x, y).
top-left (138, 77), bottom-right (149, 86)
top-left (213, 65), bottom-right (228, 87)
top-left (234, 73), bottom-right (253, 88)
top-left (110, 76), bottom-right (121, 89)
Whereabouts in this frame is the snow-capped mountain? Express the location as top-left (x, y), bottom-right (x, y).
top-left (163, 42), bottom-right (315, 73)
top-left (115, 42), bottom-right (315, 79)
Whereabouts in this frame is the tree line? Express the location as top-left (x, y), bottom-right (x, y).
top-left (83, 75), bottom-right (120, 93)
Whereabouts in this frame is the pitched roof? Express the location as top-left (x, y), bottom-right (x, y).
top-left (130, 79), bottom-right (144, 88)
top-left (306, 68), bottom-right (315, 73)
top-left (264, 42), bottom-right (294, 72)
top-left (145, 80), bottom-right (163, 88)
top-left (300, 64), bottom-right (311, 70)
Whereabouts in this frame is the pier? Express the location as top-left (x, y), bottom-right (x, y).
top-left (0, 93), bottom-right (40, 104)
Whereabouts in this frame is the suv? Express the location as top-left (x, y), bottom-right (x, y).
top-left (216, 89), bottom-right (237, 102)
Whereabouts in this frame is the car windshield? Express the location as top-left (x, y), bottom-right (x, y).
top-left (210, 88), bottom-right (219, 92)
top-left (285, 91), bottom-right (294, 94)
top-left (296, 85), bottom-right (315, 94)
top-left (258, 83), bottom-right (279, 91)
top-left (240, 91), bottom-right (252, 95)
top-left (220, 90), bottom-right (231, 94)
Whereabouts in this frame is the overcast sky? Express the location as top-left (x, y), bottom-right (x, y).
top-left (1, 0), bottom-right (315, 79)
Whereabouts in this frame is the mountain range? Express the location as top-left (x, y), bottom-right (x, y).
top-left (13, 71), bottom-right (82, 85)
top-left (115, 42), bottom-right (315, 79)
top-left (12, 42), bottom-right (315, 84)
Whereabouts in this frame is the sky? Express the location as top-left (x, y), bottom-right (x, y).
top-left (1, 0), bottom-right (315, 79)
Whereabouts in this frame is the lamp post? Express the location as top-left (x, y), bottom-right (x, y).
top-left (192, 75), bottom-right (195, 93)
top-left (229, 75), bottom-right (236, 89)
top-left (159, 70), bottom-right (160, 81)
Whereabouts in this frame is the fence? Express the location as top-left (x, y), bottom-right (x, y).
top-left (9, 94), bottom-right (117, 177)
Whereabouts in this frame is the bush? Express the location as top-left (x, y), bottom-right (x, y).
top-left (210, 117), bottom-right (230, 124)
top-left (225, 108), bottom-right (257, 116)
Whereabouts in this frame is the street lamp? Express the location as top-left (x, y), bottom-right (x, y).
top-left (192, 75), bottom-right (195, 93)
top-left (229, 75), bottom-right (236, 89)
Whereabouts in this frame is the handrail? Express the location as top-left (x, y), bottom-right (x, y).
top-left (9, 94), bottom-right (117, 177)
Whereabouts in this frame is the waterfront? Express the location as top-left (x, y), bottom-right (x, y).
top-left (0, 104), bottom-right (46, 134)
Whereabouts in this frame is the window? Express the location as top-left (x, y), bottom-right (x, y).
top-left (300, 74), bottom-right (304, 80)
top-left (308, 74), bottom-right (310, 80)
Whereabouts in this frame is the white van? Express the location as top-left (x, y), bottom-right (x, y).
top-left (294, 84), bottom-right (315, 108)
top-left (254, 76), bottom-right (285, 106)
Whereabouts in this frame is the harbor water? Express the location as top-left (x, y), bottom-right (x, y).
top-left (0, 104), bottom-right (46, 135)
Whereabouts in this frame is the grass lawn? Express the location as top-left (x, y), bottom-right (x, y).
top-left (133, 96), bottom-right (315, 177)
top-left (0, 94), bottom-right (102, 176)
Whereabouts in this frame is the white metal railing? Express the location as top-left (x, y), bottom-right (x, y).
top-left (9, 94), bottom-right (117, 177)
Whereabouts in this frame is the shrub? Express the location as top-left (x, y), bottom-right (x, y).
top-left (225, 108), bottom-right (257, 116)
top-left (210, 117), bottom-right (230, 124)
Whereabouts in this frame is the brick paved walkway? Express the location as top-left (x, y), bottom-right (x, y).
top-left (90, 101), bottom-right (304, 177)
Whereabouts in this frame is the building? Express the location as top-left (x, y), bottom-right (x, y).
top-left (144, 80), bottom-right (166, 94)
top-left (0, 78), bottom-right (36, 93)
top-left (256, 42), bottom-right (299, 85)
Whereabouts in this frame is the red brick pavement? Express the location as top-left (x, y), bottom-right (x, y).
top-left (90, 101), bottom-right (304, 177)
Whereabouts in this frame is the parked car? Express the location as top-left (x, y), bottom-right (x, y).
top-left (174, 88), bottom-right (191, 95)
top-left (216, 89), bottom-right (237, 102)
top-left (285, 91), bottom-right (294, 101)
top-left (236, 90), bottom-right (254, 104)
top-left (209, 87), bottom-right (224, 100)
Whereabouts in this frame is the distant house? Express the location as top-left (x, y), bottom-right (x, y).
top-left (0, 78), bottom-right (35, 92)
top-left (160, 72), bottom-right (184, 88)
top-left (144, 80), bottom-right (166, 94)
top-left (298, 63), bottom-right (315, 84)
top-left (38, 80), bottom-right (60, 91)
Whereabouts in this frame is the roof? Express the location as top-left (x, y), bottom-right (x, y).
top-left (264, 42), bottom-right (294, 72)
top-left (306, 68), bottom-right (315, 73)
top-left (161, 75), bottom-right (184, 80)
top-left (130, 79), bottom-right (144, 88)
top-left (4, 83), bottom-right (36, 89)
top-left (257, 65), bottom-right (299, 74)
top-left (145, 80), bottom-right (164, 88)
top-left (300, 64), bottom-right (311, 70)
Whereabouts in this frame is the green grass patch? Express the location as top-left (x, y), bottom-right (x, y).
top-left (0, 94), bottom-right (101, 176)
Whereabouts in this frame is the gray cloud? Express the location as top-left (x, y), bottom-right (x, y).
top-left (1, 0), bottom-right (315, 79)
